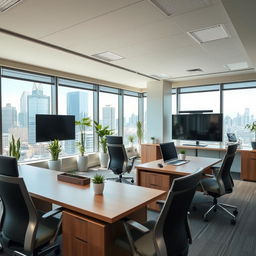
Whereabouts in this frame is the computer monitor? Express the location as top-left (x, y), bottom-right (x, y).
top-left (159, 142), bottom-right (178, 163)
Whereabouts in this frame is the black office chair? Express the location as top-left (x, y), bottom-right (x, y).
top-left (0, 156), bottom-right (63, 256)
top-left (116, 168), bottom-right (203, 256)
top-left (200, 144), bottom-right (238, 224)
top-left (106, 136), bottom-right (136, 183)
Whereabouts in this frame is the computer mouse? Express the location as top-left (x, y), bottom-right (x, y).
top-left (158, 163), bottom-right (163, 168)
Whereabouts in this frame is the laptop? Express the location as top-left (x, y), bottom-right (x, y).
top-left (159, 142), bottom-right (188, 165)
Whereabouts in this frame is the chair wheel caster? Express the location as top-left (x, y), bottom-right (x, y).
top-left (233, 210), bottom-right (238, 216)
top-left (231, 219), bottom-right (236, 225)
top-left (0, 243), bottom-right (3, 251)
top-left (131, 179), bottom-right (134, 183)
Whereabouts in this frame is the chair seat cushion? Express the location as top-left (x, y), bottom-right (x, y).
top-left (201, 178), bottom-right (220, 194)
top-left (135, 231), bottom-right (156, 256)
top-left (35, 214), bottom-right (59, 248)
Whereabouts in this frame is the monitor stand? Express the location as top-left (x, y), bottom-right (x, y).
top-left (182, 141), bottom-right (207, 147)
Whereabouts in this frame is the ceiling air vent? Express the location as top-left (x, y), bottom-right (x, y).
top-left (0, 0), bottom-right (22, 12)
top-left (186, 68), bottom-right (203, 72)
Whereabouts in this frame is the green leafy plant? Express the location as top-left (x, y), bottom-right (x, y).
top-left (128, 135), bottom-right (135, 144)
top-left (9, 135), bottom-right (21, 160)
top-left (137, 121), bottom-right (143, 145)
top-left (75, 117), bottom-right (92, 156)
top-left (94, 121), bottom-right (114, 153)
top-left (179, 149), bottom-right (186, 154)
top-left (47, 139), bottom-right (62, 161)
top-left (92, 173), bottom-right (105, 184)
top-left (245, 121), bottom-right (256, 141)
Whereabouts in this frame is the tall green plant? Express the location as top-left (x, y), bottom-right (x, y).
top-left (9, 135), bottom-right (21, 160)
top-left (47, 139), bottom-right (62, 161)
top-left (75, 117), bottom-right (92, 156)
top-left (136, 121), bottom-right (143, 145)
top-left (94, 121), bottom-right (114, 153)
top-left (245, 121), bottom-right (256, 141)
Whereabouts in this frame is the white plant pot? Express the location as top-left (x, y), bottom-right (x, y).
top-left (178, 154), bottom-right (186, 160)
top-left (93, 183), bottom-right (105, 195)
top-left (77, 155), bottom-right (89, 172)
top-left (99, 152), bottom-right (109, 168)
top-left (48, 159), bottom-right (62, 171)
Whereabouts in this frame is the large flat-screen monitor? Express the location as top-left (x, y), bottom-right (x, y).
top-left (172, 113), bottom-right (223, 143)
top-left (36, 114), bottom-right (75, 142)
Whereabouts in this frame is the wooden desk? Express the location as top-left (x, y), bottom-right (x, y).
top-left (136, 156), bottom-right (221, 211)
top-left (141, 143), bottom-right (256, 181)
top-left (19, 165), bottom-right (165, 256)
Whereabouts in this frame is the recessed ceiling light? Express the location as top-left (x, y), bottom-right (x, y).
top-left (186, 68), bottom-right (203, 72)
top-left (151, 74), bottom-right (170, 79)
top-left (0, 0), bottom-right (22, 12)
top-left (91, 51), bottom-right (124, 62)
top-left (148, 0), bottom-right (173, 16)
top-left (188, 24), bottom-right (229, 44)
top-left (225, 62), bottom-right (249, 71)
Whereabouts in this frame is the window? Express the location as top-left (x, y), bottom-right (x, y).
top-left (223, 82), bottom-right (256, 145)
top-left (143, 93), bottom-right (147, 140)
top-left (123, 92), bottom-right (139, 145)
top-left (58, 79), bottom-right (94, 155)
top-left (179, 85), bottom-right (220, 113)
top-left (172, 89), bottom-right (177, 114)
top-left (1, 71), bottom-right (53, 162)
top-left (99, 87), bottom-right (119, 135)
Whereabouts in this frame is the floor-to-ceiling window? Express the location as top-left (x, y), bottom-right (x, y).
top-left (99, 86), bottom-right (119, 135)
top-left (179, 85), bottom-right (220, 113)
top-left (172, 89), bottom-right (177, 114)
top-left (58, 78), bottom-right (94, 154)
top-left (1, 68), bottom-right (53, 161)
top-left (223, 81), bottom-right (256, 145)
top-left (123, 91), bottom-right (139, 145)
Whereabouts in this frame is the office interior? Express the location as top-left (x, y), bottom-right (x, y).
top-left (0, 0), bottom-right (256, 255)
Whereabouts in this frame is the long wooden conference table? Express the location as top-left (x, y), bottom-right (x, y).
top-left (136, 156), bottom-right (221, 211)
top-left (19, 165), bottom-right (165, 256)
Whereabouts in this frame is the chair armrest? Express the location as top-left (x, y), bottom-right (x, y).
top-left (42, 207), bottom-right (63, 219)
top-left (186, 212), bottom-right (192, 244)
top-left (128, 156), bottom-right (137, 161)
top-left (125, 219), bottom-right (150, 233)
top-left (156, 200), bottom-right (165, 207)
top-left (203, 173), bottom-right (214, 178)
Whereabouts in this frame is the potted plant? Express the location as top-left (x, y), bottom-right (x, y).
top-left (75, 117), bottom-right (92, 171)
top-left (178, 149), bottom-right (186, 160)
top-left (94, 121), bottom-right (114, 168)
top-left (47, 139), bottom-right (62, 171)
top-left (9, 135), bottom-right (21, 160)
top-left (150, 137), bottom-right (155, 144)
top-left (136, 121), bottom-right (143, 156)
top-left (128, 135), bottom-right (135, 147)
top-left (245, 121), bottom-right (256, 149)
top-left (92, 173), bottom-right (105, 194)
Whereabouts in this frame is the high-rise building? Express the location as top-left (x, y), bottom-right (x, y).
top-left (28, 83), bottom-right (50, 144)
top-left (19, 91), bottom-right (29, 127)
top-left (2, 103), bottom-right (17, 133)
top-left (65, 91), bottom-right (89, 154)
top-left (102, 105), bottom-right (115, 129)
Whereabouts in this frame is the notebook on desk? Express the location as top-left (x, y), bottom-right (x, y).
top-left (159, 142), bottom-right (189, 166)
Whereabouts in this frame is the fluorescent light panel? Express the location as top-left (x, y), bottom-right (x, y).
top-left (148, 0), bottom-right (173, 16)
top-left (225, 62), bottom-right (249, 71)
top-left (188, 24), bottom-right (229, 44)
top-left (0, 0), bottom-right (22, 12)
top-left (151, 73), bottom-right (170, 79)
top-left (92, 51), bottom-right (124, 62)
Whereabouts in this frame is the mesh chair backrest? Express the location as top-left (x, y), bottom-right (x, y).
top-left (154, 169), bottom-right (203, 256)
top-left (106, 136), bottom-right (123, 144)
top-left (107, 144), bottom-right (128, 175)
top-left (0, 156), bottom-right (19, 177)
top-left (217, 144), bottom-right (238, 193)
top-left (0, 175), bottom-right (37, 248)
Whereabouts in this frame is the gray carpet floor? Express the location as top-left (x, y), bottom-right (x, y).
top-left (1, 171), bottom-right (256, 256)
